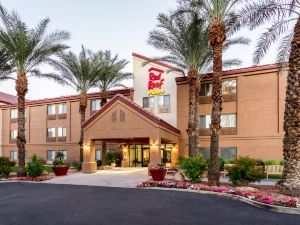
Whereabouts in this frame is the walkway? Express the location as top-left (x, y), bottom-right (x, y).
top-left (0, 183), bottom-right (298, 225)
top-left (43, 167), bottom-right (150, 188)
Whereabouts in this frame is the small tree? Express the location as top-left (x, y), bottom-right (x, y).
top-left (179, 156), bottom-right (207, 183)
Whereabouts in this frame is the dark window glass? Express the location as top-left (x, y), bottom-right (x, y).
top-left (220, 147), bottom-right (237, 161)
top-left (197, 147), bottom-right (210, 160)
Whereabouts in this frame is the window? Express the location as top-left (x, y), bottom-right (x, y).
top-left (199, 115), bottom-right (211, 129)
top-left (199, 114), bottom-right (236, 128)
top-left (10, 151), bottom-right (17, 161)
top-left (221, 114), bottom-right (236, 128)
top-left (58, 150), bottom-right (67, 160)
top-left (10, 130), bottom-right (17, 139)
top-left (47, 128), bottom-right (56, 137)
top-left (200, 83), bottom-right (212, 96)
top-left (58, 127), bottom-right (67, 137)
top-left (10, 109), bottom-right (18, 119)
top-left (120, 110), bottom-right (125, 122)
top-left (197, 148), bottom-right (210, 160)
top-left (220, 147), bottom-right (237, 161)
top-left (158, 94), bottom-right (170, 107)
top-left (143, 97), bottom-right (154, 108)
top-left (161, 144), bottom-right (172, 163)
top-left (95, 149), bottom-right (102, 160)
top-left (58, 103), bottom-right (67, 114)
top-left (47, 150), bottom-right (56, 160)
top-left (47, 105), bottom-right (56, 115)
top-left (91, 99), bottom-right (101, 111)
top-left (222, 80), bottom-right (236, 95)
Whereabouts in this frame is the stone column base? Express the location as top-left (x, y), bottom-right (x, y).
top-left (82, 162), bottom-right (97, 174)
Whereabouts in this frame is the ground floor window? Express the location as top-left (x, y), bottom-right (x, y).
top-left (95, 149), bottom-right (102, 160)
top-left (58, 150), bottom-right (67, 160)
top-left (220, 147), bottom-right (237, 161)
top-left (47, 150), bottom-right (56, 160)
top-left (10, 151), bottom-right (17, 161)
top-left (197, 147), bottom-right (237, 161)
top-left (161, 144), bottom-right (172, 163)
top-left (129, 145), bottom-right (150, 167)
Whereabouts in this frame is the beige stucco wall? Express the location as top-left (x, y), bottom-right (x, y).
top-left (177, 69), bottom-right (287, 161)
top-left (0, 109), bottom-right (2, 156)
top-left (133, 56), bottom-right (182, 127)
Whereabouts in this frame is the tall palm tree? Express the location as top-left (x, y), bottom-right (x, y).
top-left (179, 0), bottom-right (243, 186)
top-left (0, 47), bottom-right (13, 80)
top-left (0, 4), bottom-right (70, 176)
top-left (238, 0), bottom-right (300, 197)
top-left (148, 9), bottom-right (247, 158)
top-left (95, 51), bottom-right (133, 164)
top-left (49, 46), bottom-right (102, 162)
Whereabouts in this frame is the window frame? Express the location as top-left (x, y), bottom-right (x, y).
top-left (222, 79), bottom-right (237, 95)
top-left (47, 128), bottom-right (56, 138)
top-left (47, 150), bottom-right (56, 160)
top-left (91, 99), bottom-right (101, 112)
top-left (57, 127), bottom-right (67, 137)
top-left (58, 150), bottom-right (67, 160)
top-left (10, 109), bottom-right (18, 119)
top-left (158, 94), bottom-right (170, 107)
top-left (10, 151), bottom-right (17, 161)
top-left (142, 96), bottom-right (154, 108)
top-left (47, 105), bottom-right (56, 115)
top-left (10, 130), bottom-right (17, 139)
top-left (58, 103), bottom-right (67, 114)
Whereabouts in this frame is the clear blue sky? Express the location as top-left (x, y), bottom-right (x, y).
top-left (0, 0), bottom-right (276, 99)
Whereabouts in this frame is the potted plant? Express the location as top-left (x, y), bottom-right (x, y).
top-left (149, 163), bottom-right (167, 181)
top-left (52, 152), bottom-right (69, 176)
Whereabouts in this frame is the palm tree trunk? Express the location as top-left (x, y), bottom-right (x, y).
top-left (16, 73), bottom-right (28, 177)
top-left (187, 69), bottom-right (198, 157)
top-left (281, 17), bottom-right (300, 197)
top-left (79, 93), bottom-right (87, 163)
top-left (208, 21), bottom-right (226, 186)
top-left (100, 90), bottom-right (108, 107)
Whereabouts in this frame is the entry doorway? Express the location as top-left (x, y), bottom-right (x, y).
top-left (129, 145), bottom-right (150, 167)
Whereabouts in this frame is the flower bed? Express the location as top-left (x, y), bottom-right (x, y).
top-left (137, 180), bottom-right (300, 209)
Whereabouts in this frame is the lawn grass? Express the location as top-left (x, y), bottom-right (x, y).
top-left (267, 174), bottom-right (283, 179)
top-left (11, 165), bottom-right (53, 173)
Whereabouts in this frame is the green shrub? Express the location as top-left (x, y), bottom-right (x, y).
top-left (264, 160), bottom-right (280, 165)
top-left (106, 151), bottom-right (118, 166)
top-left (71, 161), bottom-right (81, 171)
top-left (26, 155), bottom-right (45, 178)
top-left (268, 174), bottom-right (283, 179)
top-left (53, 152), bottom-right (65, 166)
top-left (280, 160), bottom-right (284, 165)
top-left (0, 157), bottom-right (16, 178)
top-left (179, 156), bottom-right (207, 183)
top-left (227, 157), bottom-right (265, 186)
top-left (96, 160), bottom-right (102, 167)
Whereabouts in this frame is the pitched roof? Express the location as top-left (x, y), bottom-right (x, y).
top-left (0, 91), bottom-right (18, 104)
top-left (132, 53), bottom-right (183, 73)
top-left (0, 88), bottom-right (133, 108)
top-left (176, 63), bottom-right (281, 83)
top-left (82, 94), bottom-right (180, 134)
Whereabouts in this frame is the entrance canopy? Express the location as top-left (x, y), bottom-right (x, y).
top-left (81, 94), bottom-right (180, 173)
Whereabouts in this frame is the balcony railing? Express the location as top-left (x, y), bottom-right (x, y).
top-left (199, 93), bottom-right (237, 104)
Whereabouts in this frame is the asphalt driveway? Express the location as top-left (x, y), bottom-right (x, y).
top-left (0, 183), bottom-right (299, 225)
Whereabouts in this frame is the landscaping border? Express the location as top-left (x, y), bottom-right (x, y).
top-left (142, 187), bottom-right (300, 215)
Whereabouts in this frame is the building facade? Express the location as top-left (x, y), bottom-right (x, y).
top-left (0, 53), bottom-right (288, 171)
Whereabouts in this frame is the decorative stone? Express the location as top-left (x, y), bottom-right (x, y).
top-left (173, 172), bottom-right (185, 182)
top-left (235, 186), bottom-right (258, 192)
top-left (41, 170), bottom-right (49, 176)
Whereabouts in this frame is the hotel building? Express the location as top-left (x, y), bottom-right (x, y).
top-left (0, 53), bottom-right (287, 172)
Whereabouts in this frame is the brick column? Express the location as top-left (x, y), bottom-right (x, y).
top-left (148, 134), bottom-right (161, 169)
top-left (82, 139), bottom-right (97, 173)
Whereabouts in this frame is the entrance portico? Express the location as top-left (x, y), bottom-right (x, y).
top-left (81, 94), bottom-right (180, 173)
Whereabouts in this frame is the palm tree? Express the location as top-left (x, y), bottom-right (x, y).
top-left (49, 46), bottom-right (102, 162)
top-left (94, 51), bottom-right (133, 164)
top-left (238, 0), bottom-right (300, 197)
top-left (0, 4), bottom-right (70, 176)
top-left (178, 0), bottom-right (243, 186)
top-left (148, 10), bottom-right (247, 159)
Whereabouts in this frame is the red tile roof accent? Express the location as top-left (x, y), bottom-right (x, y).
top-left (0, 88), bottom-right (133, 108)
top-left (82, 94), bottom-right (180, 134)
top-left (176, 63), bottom-right (281, 83)
top-left (132, 53), bottom-right (183, 73)
top-left (0, 91), bottom-right (18, 104)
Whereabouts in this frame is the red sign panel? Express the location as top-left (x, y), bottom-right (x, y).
top-left (148, 67), bottom-right (165, 96)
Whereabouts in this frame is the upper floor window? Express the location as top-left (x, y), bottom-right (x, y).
top-left (143, 96), bottom-right (154, 108)
top-left (158, 94), bottom-right (170, 107)
top-left (47, 105), bottom-right (56, 115)
top-left (47, 128), bottom-right (56, 137)
top-left (58, 103), bottom-right (67, 114)
top-left (10, 109), bottom-right (18, 119)
top-left (10, 130), bottom-right (17, 139)
top-left (200, 83), bottom-right (212, 96)
top-left (199, 114), bottom-right (236, 128)
top-left (222, 80), bottom-right (236, 95)
top-left (58, 127), bottom-right (67, 137)
top-left (91, 99), bottom-right (101, 111)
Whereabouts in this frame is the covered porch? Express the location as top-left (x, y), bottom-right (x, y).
top-left (81, 94), bottom-right (180, 173)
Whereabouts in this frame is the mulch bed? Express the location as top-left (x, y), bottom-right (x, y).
top-left (137, 180), bottom-right (300, 208)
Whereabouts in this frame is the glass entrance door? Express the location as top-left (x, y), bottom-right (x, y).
top-left (129, 145), bottom-right (150, 167)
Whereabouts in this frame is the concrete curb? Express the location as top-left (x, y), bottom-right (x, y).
top-left (143, 187), bottom-right (300, 215)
